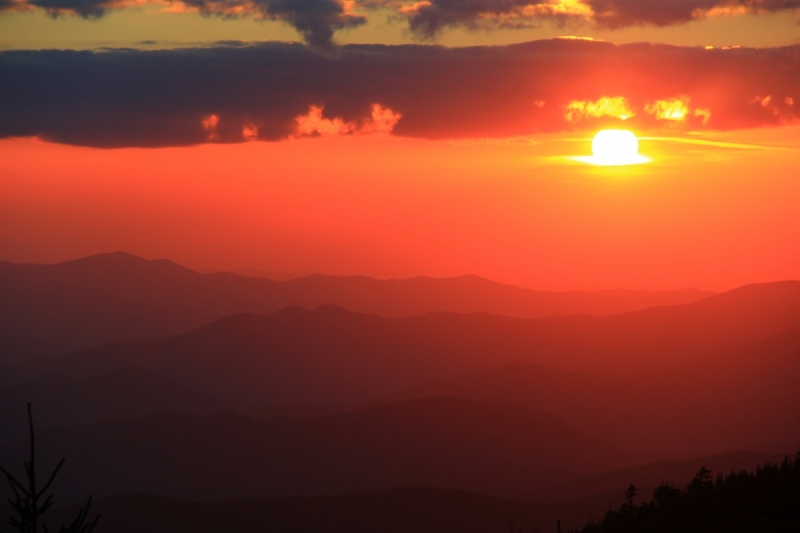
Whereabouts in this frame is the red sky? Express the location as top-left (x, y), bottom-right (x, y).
top-left (2, 3), bottom-right (799, 291)
top-left (2, 127), bottom-right (799, 291)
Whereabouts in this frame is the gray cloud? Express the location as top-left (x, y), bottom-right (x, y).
top-left (8, 0), bottom-right (365, 49)
top-left (587, 0), bottom-right (800, 28)
top-left (401, 0), bottom-right (549, 38)
top-left (1, 40), bottom-right (798, 148)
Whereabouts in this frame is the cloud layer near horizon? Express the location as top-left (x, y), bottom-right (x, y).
top-left (1, 39), bottom-right (798, 147)
top-left (3, 0), bottom-right (800, 48)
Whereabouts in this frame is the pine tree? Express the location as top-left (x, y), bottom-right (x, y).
top-left (0, 404), bottom-right (99, 533)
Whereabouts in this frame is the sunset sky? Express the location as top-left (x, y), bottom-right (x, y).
top-left (2, 1), bottom-right (799, 291)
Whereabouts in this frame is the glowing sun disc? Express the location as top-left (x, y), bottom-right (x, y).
top-left (593, 129), bottom-right (638, 161)
top-left (572, 129), bottom-right (651, 166)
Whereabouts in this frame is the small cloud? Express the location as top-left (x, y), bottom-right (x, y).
top-left (645, 96), bottom-right (710, 125)
top-left (694, 108), bottom-right (711, 125)
top-left (645, 96), bottom-right (690, 121)
top-left (749, 95), bottom-right (772, 107)
top-left (295, 105), bottom-right (356, 136)
top-left (202, 114), bottom-right (219, 140)
top-left (0, 0), bottom-right (34, 12)
top-left (749, 94), bottom-right (797, 121)
top-left (703, 5), bottom-right (748, 17)
top-left (557, 35), bottom-right (601, 41)
top-left (360, 104), bottom-right (402, 134)
top-left (294, 104), bottom-right (401, 137)
top-left (398, 0), bottom-right (431, 14)
top-left (242, 123), bottom-right (259, 140)
top-left (564, 97), bottom-right (635, 124)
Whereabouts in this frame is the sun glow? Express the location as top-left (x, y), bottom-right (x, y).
top-left (572, 129), bottom-right (651, 166)
top-left (593, 129), bottom-right (638, 162)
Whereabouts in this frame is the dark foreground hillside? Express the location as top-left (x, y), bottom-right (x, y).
top-left (23, 454), bottom-right (800, 533)
top-left (39, 488), bottom-right (611, 533)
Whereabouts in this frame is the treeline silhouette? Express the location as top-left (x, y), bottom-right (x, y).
top-left (577, 451), bottom-right (800, 533)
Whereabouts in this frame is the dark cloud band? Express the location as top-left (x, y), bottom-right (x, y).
top-left (588, 0), bottom-right (800, 28)
top-left (1, 40), bottom-right (798, 147)
top-left (3, 0), bottom-right (800, 47)
top-left (11, 0), bottom-right (365, 49)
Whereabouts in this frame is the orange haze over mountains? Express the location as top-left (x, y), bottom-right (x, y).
top-left (2, 3), bottom-right (800, 532)
top-left (2, 129), bottom-right (799, 292)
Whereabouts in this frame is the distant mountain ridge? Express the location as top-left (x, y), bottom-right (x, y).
top-left (3, 331), bottom-right (798, 460)
top-left (542, 450), bottom-right (789, 503)
top-left (386, 330), bottom-right (800, 456)
top-left (0, 397), bottom-right (626, 503)
top-left (0, 251), bottom-right (714, 360)
top-left (4, 279), bottom-right (799, 402)
top-left (1, 284), bottom-right (798, 459)
top-left (0, 367), bottom-right (221, 445)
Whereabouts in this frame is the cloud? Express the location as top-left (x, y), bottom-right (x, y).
top-left (4, 0), bottom-right (800, 44)
top-left (748, 93), bottom-right (798, 122)
top-left (645, 95), bottom-right (711, 125)
top-left (10, 0), bottom-right (366, 49)
top-left (369, 0), bottom-right (800, 37)
top-left (250, 0), bottom-right (367, 50)
top-left (564, 96), bottom-right (635, 123)
top-left (382, 0), bottom-right (592, 39)
top-left (1, 40), bottom-right (799, 147)
top-left (294, 103), bottom-right (401, 136)
top-left (202, 114), bottom-right (220, 139)
top-left (645, 96), bottom-right (690, 121)
top-left (28, 0), bottom-right (124, 17)
top-left (586, 0), bottom-right (800, 29)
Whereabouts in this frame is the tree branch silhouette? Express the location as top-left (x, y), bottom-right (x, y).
top-left (1, 404), bottom-right (99, 533)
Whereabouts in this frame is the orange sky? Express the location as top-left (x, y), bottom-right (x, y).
top-left (2, 129), bottom-right (798, 291)
top-left (2, 2), bottom-right (799, 291)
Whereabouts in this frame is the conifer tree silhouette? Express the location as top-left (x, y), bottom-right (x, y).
top-left (576, 453), bottom-right (800, 533)
top-left (623, 485), bottom-right (637, 509)
top-left (0, 404), bottom-right (99, 533)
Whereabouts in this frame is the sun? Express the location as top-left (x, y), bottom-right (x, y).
top-left (592, 130), bottom-right (639, 163)
top-left (572, 129), bottom-right (651, 166)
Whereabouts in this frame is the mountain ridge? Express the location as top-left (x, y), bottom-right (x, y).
top-left (0, 251), bottom-right (715, 361)
top-left (0, 397), bottom-right (626, 503)
top-left (383, 329), bottom-right (800, 456)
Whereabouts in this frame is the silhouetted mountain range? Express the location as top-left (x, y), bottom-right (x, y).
top-left (0, 367), bottom-right (220, 445)
top-left (385, 330), bottom-right (800, 456)
top-left (542, 450), bottom-right (786, 503)
top-left (0, 251), bottom-right (713, 360)
top-left (0, 397), bottom-right (626, 502)
top-left (4, 279), bottom-right (799, 405)
top-left (2, 252), bottom-right (798, 527)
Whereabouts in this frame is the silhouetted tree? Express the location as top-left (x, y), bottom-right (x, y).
top-left (686, 466), bottom-right (713, 495)
top-left (622, 485), bottom-right (637, 509)
top-left (574, 451), bottom-right (800, 533)
top-left (0, 404), bottom-right (99, 533)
